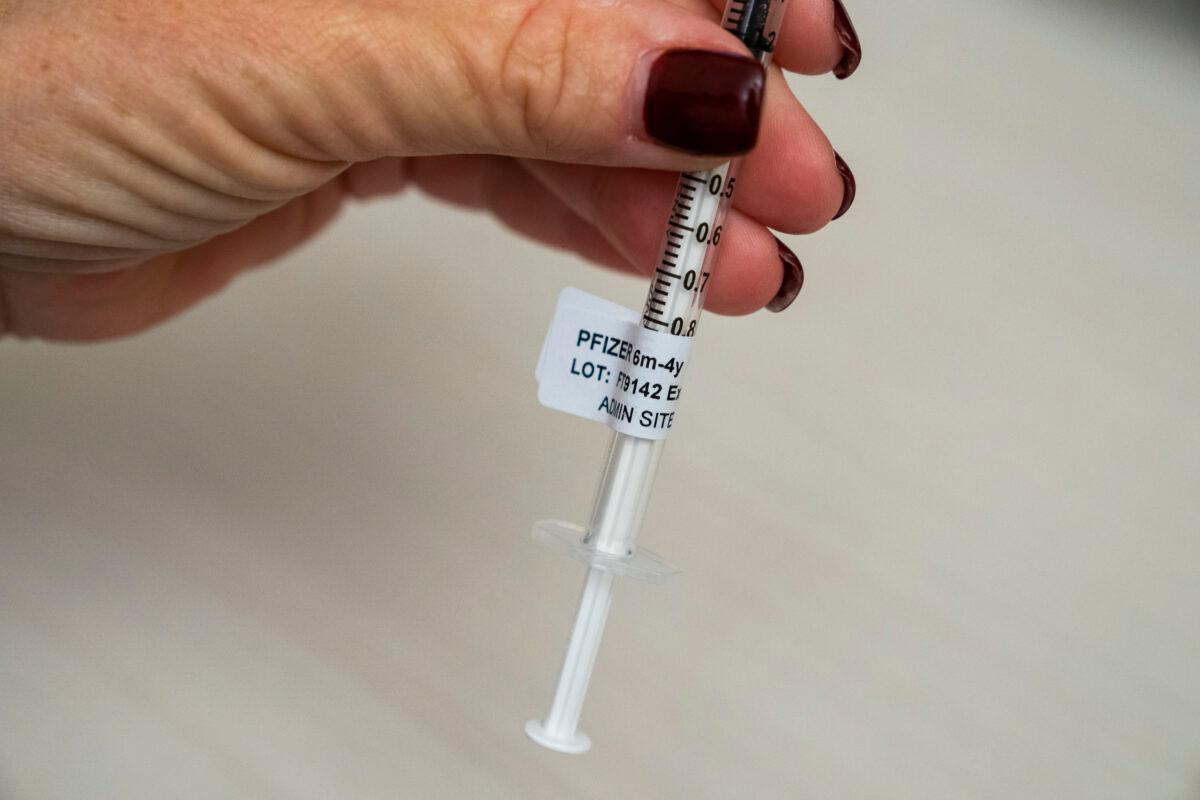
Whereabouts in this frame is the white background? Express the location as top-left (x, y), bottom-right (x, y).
top-left (2, 0), bottom-right (1199, 797)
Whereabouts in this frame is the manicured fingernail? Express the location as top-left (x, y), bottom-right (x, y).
top-left (833, 151), bottom-right (856, 220)
top-left (767, 237), bottom-right (804, 313)
top-left (832, 0), bottom-right (862, 80)
top-left (644, 49), bottom-right (765, 156)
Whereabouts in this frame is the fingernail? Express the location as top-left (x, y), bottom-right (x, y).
top-left (833, 151), bottom-right (856, 220)
top-left (767, 237), bottom-right (804, 313)
top-left (644, 49), bottom-right (765, 156)
top-left (832, 0), bottom-right (862, 80)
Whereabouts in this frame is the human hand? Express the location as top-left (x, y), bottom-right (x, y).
top-left (0, 0), bottom-right (859, 340)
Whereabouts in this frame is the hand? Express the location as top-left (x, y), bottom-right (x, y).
top-left (0, 0), bottom-right (859, 340)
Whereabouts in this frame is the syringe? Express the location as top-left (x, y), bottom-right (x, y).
top-left (525, 0), bottom-right (790, 754)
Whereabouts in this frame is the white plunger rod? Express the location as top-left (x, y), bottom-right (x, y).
top-left (540, 568), bottom-right (615, 740)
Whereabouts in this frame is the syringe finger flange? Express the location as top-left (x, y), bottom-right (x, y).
top-left (532, 520), bottom-right (680, 584)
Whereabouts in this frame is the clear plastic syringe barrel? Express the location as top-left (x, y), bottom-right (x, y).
top-left (582, 0), bottom-right (785, 557)
top-left (527, 0), bottom-right (790, 753)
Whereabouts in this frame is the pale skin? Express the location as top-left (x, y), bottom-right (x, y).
top-left (0, 0), bottom-right (852, 340)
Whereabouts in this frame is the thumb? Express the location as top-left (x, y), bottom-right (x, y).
top-left (238, 0), bottom-right (765, 168)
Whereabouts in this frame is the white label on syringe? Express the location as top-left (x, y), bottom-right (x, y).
top-left (535, 288), bottom-right (694, 440)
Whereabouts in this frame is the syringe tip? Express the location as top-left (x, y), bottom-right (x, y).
top-left (524, 719), bottom-right (592, 754)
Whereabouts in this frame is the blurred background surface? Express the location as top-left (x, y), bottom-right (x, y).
top-left (2, 0), bottom-right (1199, 797)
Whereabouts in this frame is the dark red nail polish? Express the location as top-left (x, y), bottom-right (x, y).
top-left (644, 49), bottom-right (765, 156)
top-left (831, 0), bottom-right (861, 80)
top-left (833, 151), bottom-right (855, 220)
top-left (767, 237), bottom-right (804, 313)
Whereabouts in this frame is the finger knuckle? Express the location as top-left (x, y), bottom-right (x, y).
top-left (491, 0), bottom-right (606, 157)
